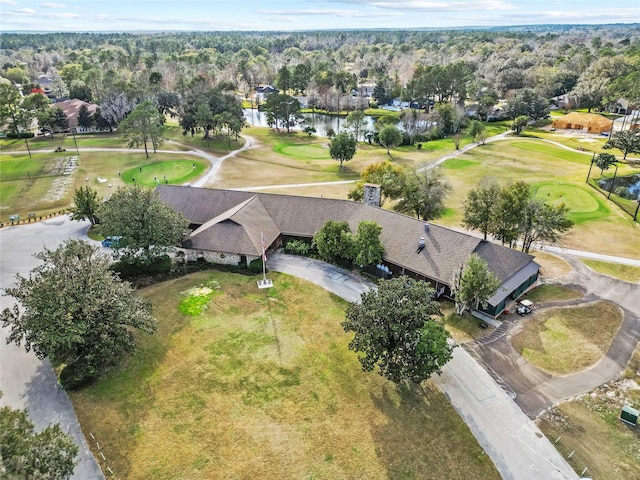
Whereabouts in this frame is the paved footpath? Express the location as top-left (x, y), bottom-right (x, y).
top-left (268, 253), bottom-right (578, 480)
top-left (471, 250), bottom-right (640, 419)
top-left (0, 217), bottom-right (105, 479)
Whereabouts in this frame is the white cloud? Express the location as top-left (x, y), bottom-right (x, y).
top-left (0, 0), bottom-right (19, 5)
top-left (51, 12), bottom-right (79, 18)
top-left (261, 8), bottom-right (402, 18)
top-left (41, 2), bottom-right (66, 8)
top-left (14, 7), bottom-right (36, 14)
top-left (324, 0), bottom-right (516, 11)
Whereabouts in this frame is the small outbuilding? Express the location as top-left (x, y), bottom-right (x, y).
top-left (620, 405), bottom-right (639, 426)
top-left (552, 112), bottom-right (613, 134)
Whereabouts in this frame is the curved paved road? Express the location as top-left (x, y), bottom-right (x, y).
top-left (0, 134), bottom-right (256, 190)
top-left (0, 217), bottom-right (105, 479)
top-left (268, 253), bottom-right (578, 480)
top-left (472, 254), bottom-right (640, 419)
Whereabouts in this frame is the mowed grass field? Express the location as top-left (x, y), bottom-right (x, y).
top-left (580, 258), bottom-right (640, 283)
top-left (0, 151), bottom-right (208, 220)
top-left (215, 127), bottom-right (469, 189)
top-left (511, 301), bottom-right (623, 374)
top-left (438, 138), bottom-right (640, 259)
top-left (1, 152), bottom-right (78, 218)
top-left (3, 125), bottom-right (638, 258)
top-left (537, 345), bottom-right (640, 480)
top-left (70, 271), bottom-right (499, 480)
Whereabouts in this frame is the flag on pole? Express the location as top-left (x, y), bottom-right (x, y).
top-left (261, 232), bottom-right (267, 262)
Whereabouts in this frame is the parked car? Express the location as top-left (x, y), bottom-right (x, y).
top-left (101, 236), bottom-right (122, 248)
top-left (516, 299), bottom-right (534, 316)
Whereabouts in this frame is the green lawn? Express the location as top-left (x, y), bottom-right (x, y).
top-left (512, 301), bottom-right (622, 374)
top-left (520, 284), bottom-right (583, 304)
top-left (580, 259), bottom-right (640, 283)
top-left (273, 143), bottom-right (329, 160)
top-left (0, 151), bottom-right (209, 221)
top-left (70, 271), bottom-right (499, 480)
top-left (121, 160), bottom-right (207, 186)
top-left (532, 182), bottom-right (609, 224)
top-left (437, 138), bottom-right (640, 259)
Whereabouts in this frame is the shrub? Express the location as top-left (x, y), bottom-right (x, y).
top-left (111, 255), bottom-right (172, 278)
top-left (248, 258), bottom-right (265, 273)
top-left (413, 133), bottom-right (429, 143)
top-left (284, 239), bottom-right (312, 256)
top-left (428, 128), bottom-right (445, 140)
top-left (614, 186), bottom-right (634, 199)
top-left (6, 131), bottom-right (35, 139)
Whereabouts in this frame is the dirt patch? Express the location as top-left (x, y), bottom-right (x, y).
top-left (537, 376), bottom-right (640, 480)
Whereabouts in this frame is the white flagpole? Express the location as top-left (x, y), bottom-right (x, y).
top-left (257, 232), bottom-right (273, 289)
top-left (261, 232), bottom-right (267, 281)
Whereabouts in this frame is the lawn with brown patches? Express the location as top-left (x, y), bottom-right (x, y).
top-left (71, 271), bottom-right (499, 480)
top-left (537, 343), bottom-right (640, 480)
top-left (511, 301), bottom-right (623, 375)
top-left (440, 300), bottom-right (495, 344)
top-left (532, 251), bottom-right (572, 280)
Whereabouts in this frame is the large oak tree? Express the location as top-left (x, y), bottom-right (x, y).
top-left (97, 184), bottom-right (190, 264)
top-left (0, 240), bottom-right (157, 388)
top-left (343, 277), bottom-right (453, 385)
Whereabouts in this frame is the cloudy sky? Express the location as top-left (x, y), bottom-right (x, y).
top-left (1, 0), bottom-right (638, 32)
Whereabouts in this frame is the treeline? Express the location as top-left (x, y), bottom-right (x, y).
top-left (2, 25), bottom-right (637, 109)
top-left (1, 25), bottom-right (638, 149)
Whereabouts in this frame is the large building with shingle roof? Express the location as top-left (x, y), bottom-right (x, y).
top-left (157, 185), bottom-right (539, 316)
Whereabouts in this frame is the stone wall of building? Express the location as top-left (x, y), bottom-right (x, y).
top-left (203, 251), bottom-right (242, 265)
top-left (176, 248), bottom-right (244, 266)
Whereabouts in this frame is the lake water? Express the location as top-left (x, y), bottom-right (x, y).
top-left (599, 173), bottom-right (640, 200)
top-left (243, 109), bottom-right (376, 139)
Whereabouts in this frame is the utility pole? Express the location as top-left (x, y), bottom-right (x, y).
top-left (585, 153), bottom-right (595, 183)
top-left (607, 163), bottom-right (619, 200)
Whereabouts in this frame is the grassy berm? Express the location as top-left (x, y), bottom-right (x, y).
top-left (71, 271), bottom-right (499, 480)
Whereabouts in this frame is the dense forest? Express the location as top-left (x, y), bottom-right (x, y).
top-left (1, 25), bottom-right (639, 140)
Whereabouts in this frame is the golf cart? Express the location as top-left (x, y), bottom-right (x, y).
top-left (516, 299), bottom-right (534, 316)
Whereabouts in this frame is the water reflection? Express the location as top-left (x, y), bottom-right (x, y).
top-left (243, 109), bottom-right (376, 139)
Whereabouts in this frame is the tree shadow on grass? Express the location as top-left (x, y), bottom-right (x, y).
top-left (368, 381), bottom-right (499, 480)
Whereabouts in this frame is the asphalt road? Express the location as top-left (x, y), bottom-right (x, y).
top-left (0, 217), bottom-right (105, 480)
top-left (268, 253), bottom-right (578, 480)
top-left (473, 254), bottom-right (640, 419)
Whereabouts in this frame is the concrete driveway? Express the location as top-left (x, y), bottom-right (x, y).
top-left (472, 254), bottom-right (640, 419)
top-left (268, 253), bottom-right (578, 480)
top-left (0, 217), bottom-right (105, 480)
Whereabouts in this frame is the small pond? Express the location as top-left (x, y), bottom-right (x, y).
top-left (243, 109), bottom-right (376, 138)
top-left (598, 173), bottom-right (640, 200)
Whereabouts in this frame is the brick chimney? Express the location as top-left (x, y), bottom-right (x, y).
top-left (363, 183), bottom-right (381, 207)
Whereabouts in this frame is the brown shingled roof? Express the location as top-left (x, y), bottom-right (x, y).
top-left (52, 98), bottom-right (98, 129)
top-left (157, 185), bottom-right (536, 289)
top-left (187, 196), bottom-right (280, 256)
